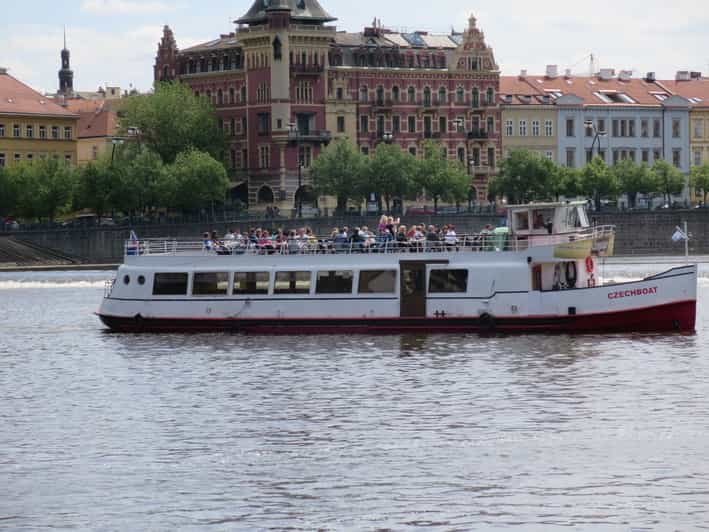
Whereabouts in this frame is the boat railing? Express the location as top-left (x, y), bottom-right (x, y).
top-left (124, 226), bottom-right (615, 258)
top-left (104, 278), bottom-right (116, 298)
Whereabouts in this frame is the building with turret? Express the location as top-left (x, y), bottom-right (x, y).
top-left (154, 0), bottom-right (501, 210)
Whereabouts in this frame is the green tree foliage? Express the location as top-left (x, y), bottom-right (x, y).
top-left (74, 158), bottom-right (116, 220)
top-left (551, 165), bottom-right (581, 201)
top-left (414, 141), bottom-right (470, 212)
top-left (5, 159), bottom-right (76, 222)
top-left (689, 163), bottom-right (709, 204)
top-left (489, 149), bottom-right (559, 203)
top-left (165, 149), bottom-right (231, 212)
top-left (613, 159), bottom-right (654, 208)
top-left (366, 143), bottom-right (416, 211)
top-left (0, 165), bottom-right (18, 218)
top-left (311, 139), bottom-right (369, 212)
top-left (651, 159), bottom-right (686, 206)
top-left (121, 81), bottom-right (225, 164)
top-left (579, 156), bottom-right (618, 211)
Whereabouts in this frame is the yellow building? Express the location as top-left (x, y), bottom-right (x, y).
top-left (664, 77), bottom-right (709, 168)
top-left (0, 68), bottom-right (78, 168)
top-left (65, 99), bottom-right (119, 165)
top-left (500, 74), bottom-right (557, 161)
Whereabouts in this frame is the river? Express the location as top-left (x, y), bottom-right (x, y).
top-left (0, 262), bottom-right (708, 530)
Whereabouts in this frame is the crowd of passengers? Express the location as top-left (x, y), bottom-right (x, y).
top-left (202, 215), bottom-right (497, 255)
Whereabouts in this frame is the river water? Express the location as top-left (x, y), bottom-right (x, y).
top-left (1, 262), bottom-right (708, 531)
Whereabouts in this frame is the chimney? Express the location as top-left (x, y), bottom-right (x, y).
top-left (599, 68), bottom-right (615, 81)
top-left (0, 67), bottom-right (7, 75)
top-left (676, 70), bottom-right (691, 81)
top-left (564, 68), bottom-right (572, 78)
top-left (645, 72), bottom-right (656, 82)
top-left (691, 71), bottom-right (702, 80)
top-left (546, 64), bottom-right (558, 79)
top-left (519, 69), bottom-right (527, 79)
top-left (618, 70), bottom-right (632, 81)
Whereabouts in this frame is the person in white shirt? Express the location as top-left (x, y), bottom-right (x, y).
top-left (444, 225), bottom-right (458, 249)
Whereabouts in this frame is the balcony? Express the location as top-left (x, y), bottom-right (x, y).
top-left (290, 64), bottom-right (324, 75)
top-left (373, 98), bottom-right (394, 110)
top-left (288, 130), bottom-right (332, 144)
top-left (467, 129), bottom-right (488, 140)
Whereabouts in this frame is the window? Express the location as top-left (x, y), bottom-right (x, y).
top-left (336, 87), bottom-right (344, 100)
top-left (487, 116), bottom-right (494, 134)
top-left (519, 120), bottom-right (527, 136)
top-left (486, 87), bottom-right (495, 106)
top-left (408, 115), bottom-right (416, 133)
top-left (423, 87), bottom-right (432, 107)
top-left (359, 270), bottom-right (396, 294)
top-left (585, 149), bottom-right (593, 165)
top-left (628, 119), bottom-right (636, 137)
top-left (361, 146), bottom-right (369, 156)
top-left (39, 126), bottom-right (46, 139)
top-left (408, 147), bottom-right (417, 157)
top-left (694, 149), bottom-right (702, 167)
top-left (299, 145), bottom-right (312, 168)
top-left (408, 86), bottom-right (416, 104)
top-left (257, 113), bottom-right (270, 135)
top-left (544, 120), bottom-right (553, 136)
top-left (26, 125), bottom-right (33, 138)
top-left (0, 153), bottom-right (4, 167)
top-left (439, 116), bottom-right (447, 133)
top-left (471, 88), bottom-right (480, 108)
top-left (641, 119), bottom-right (649, 138)
top-left (0, 124), bottom-right (4, 137)
top-left (566, 118), bottom-right (575, 137)
top-left (487, 147), bottom-right (495, 168)
top-left (337, 116), bottom-right (345, 133)
top-left (234, 272), bottom-right (269, 295)
top-left (13, 124), bottom-right (20, 138)
top-left (153, 273), bottom-right (188, 296)
top-left (566, 148), bottom-right (575, 168)
top-left (360, 115), bottom-right (369, 133)
top-left (423, 116), bottom-right (432, 138)
top-left (429, 269), bottom-right (468, 293)
top-left (471, 147), bottom-right (480, 166)
top-left (505, 120), bottom-right (513, 136)
top-left (457, 147), bottom-right (465, 163)
top-left (48, 125), bottom-right (57, 139)
top-left (544, 151), bottom-right (553, 160)
top-left (274, 271), bottom-right (311, 294)
top-left (642, 149), bottom-right (649, 163)
top-left (531, 120), bottom-right (540, 136)
top-left (597, 119), bottom-right (605, 135)
top-left (438, 87), bottom-right (447, 105)
top-left (672, 119), bottom-right (681, 138)
top-left (694, 120), bottom-right (704, 139)
top-left (653, 119), bottom-right (661, 138)
top-left (585, 119), bottom-right (593, 137)
top-left (392, 86), bottom-right (400, 103)
top-left (14, 153), bottom-right (21, 162)
top-left (673, 149), bottom-right (681, 168)
top-left (653, 149), bottom-right (662, 162)
top-left (64, 127), bottom-right (72, 140)
top-left (392, 115), bottom-right (401, 134)
top-left (259, 146), bottom-right (270, 169)
top-left (316, 271), bottom-right (353, 294)
top-left (360, 86), bottom-right (368, 102)
top-left (456, 87), bottom-right (464, 104)
top-left (193, 272), bottom-right (229, 296)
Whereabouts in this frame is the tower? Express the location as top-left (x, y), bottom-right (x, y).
top-left (58, 28), bottom-right (74, 96)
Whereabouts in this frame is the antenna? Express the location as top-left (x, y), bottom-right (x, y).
top-left (63, 25), bottom-right (67, 49)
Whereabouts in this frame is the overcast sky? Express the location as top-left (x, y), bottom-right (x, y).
top-left (1, 0), bottom-right (707, 94)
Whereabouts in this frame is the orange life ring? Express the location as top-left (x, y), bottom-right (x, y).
top-left (585, 256), bottom-right (595, 274)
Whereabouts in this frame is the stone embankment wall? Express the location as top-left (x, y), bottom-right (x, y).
top-left (12, 210), bottom-right (709, 263)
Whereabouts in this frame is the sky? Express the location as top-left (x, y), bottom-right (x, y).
top-left (1, 0), bottom-right (708, 95)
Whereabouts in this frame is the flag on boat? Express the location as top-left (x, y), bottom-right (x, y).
top-left (672, 226), bottom-right (688, 242)
top-left (127, 230), bottom-right (140, 256)
top-left (129, 230), bottom-right (139, 241)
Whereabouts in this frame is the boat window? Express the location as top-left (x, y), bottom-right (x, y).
top-left (514, 211), bottom-right (529, 231)
top-left (566, 206), bottom-right (580, 229)
top-left (274, 271), bottom-right (311, 294)
top-left (193, 272), bottom-right (229, 296)
top-left (153, 273), bottom-right (188, 296)
top-left (428, 269), bottom-right (468, 293)
top-left (358, 270), bottom-right (397, 294)
top-left (316, 271), bottom-right (354, 294)
top-left (532, 209), bottom-right (554, 231)
top-left (577, 206), bottom-right (589, 228)
top-left (234, 272), bottom-right (269, 295)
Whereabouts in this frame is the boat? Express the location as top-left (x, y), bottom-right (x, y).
top-left (97, 202), bottom-right (697, 334)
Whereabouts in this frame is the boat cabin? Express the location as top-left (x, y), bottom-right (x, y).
top-left (507, 201), bottom-right (590, 237)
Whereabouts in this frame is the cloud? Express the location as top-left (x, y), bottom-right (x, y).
top-left (81, 0), bottom-right (175, 15)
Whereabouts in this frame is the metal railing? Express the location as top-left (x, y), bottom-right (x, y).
top-left (124, 226), bottom-right (615, 258)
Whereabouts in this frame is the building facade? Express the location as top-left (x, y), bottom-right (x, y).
top-left (154, 0), bottom-right (501, 208)
top-left (0, 68), bottom-right (78, 169)
top-left (664, 75), bottom-right (709, 168)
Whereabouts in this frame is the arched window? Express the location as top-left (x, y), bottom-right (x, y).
top-left (487, 116), bottom-right (494, 133)
top-left (472, 87), bottom-right (480, 108)
top-left (240, 86), bottom-right (246, 103)
top-left (376, 85), bottom-right (384, 105)
top-left (272, 36), bottom-right (282, 61)
top-left (392, 86), bottom-right (400, 103)
top-left (217, 89), bottom-right (223, 105)
top-left (360, 86), bottom-right (369, 102)
top-left (456, 86), bottom-right (464, 104)
top-left (486, 87), bottom-right (495, 106)
top-left (438, 87), bottom-right (447, 105)
top-left (257, 185), bottom-right (275, 205)
top-left (423, 86), bottom-right (432, 107)
top-left (408, 86), bottom-right (416, 104)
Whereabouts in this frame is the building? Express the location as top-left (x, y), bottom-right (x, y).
top-left (65, 99), bottom-right (119, 164)
top-left (0, 67), bottom-right (78, 169)
top-left (154, 0), bottom-right (501, 209)
top-left (499, 71), bottom-right (558, 161)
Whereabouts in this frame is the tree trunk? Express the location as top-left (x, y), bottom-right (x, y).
top-left (434, 196), bottom-right (439, 214)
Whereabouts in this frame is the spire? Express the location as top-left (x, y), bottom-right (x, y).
top-left (63, 25), bottom-right (67, 50)
top-left (58, 27), bottom-right (74, 96)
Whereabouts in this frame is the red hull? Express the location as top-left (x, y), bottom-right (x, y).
top-left (99, 300), bottom-right (696, 334)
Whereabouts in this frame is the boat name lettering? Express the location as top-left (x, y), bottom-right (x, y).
top-left (608, 286), bottom-right (658, 300)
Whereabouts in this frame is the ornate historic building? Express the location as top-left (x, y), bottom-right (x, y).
top-left (154, 0), bottom-right (501, 208)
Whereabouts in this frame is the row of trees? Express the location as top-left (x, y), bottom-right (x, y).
top-left (311, 140), bottom-right (471, 212)
top-left (0, 82), bottom-right (231, 223)
top-left (490, 149), bottom-right (709, 209)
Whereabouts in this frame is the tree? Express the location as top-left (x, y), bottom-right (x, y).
top-left (366, 143), bottom-right (415, 212)
top-left (613, 159), bottom-right (653, 209)
top-left (551, 165), bottom-right (581, 201)
top-left (121, 81), bottom-right (225, 164)
top-left (111, 147), bottom-right (165, 216)
top-left (689, 163), bottom-right (709, 205)
top-left (311, 138), bottom-right (369, 212)
top-left (4, 159), bottom-right (76, 222)
top-left (414, 141), bottom-right (470, 212)
top-left (651, 159), bottom-right (686, 206)
top-left (579, 156), bottom-right (618, 211)
top-left (489, 149), bottom-right (558, 203)
top-left (74, 158), bottom-right (115, 220)
top-left (166, 149), bottom-right (231, 216)
top-left (0, 165), bottom-right (18, 218)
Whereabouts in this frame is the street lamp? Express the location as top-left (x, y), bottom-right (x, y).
top-left (584, 119), bottom-right (607, 160)
top-left (111, 138), bottom-right (124, 164)
top-left (288, 122), bottom-right (303, 218)
top-left (381, 132), bottom-right (394, 144)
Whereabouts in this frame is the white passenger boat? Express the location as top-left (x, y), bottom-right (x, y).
top-left (98, 202), bottom-right (697, 334)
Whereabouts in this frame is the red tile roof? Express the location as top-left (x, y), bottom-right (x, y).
top-left (658, 79), bottom-right (709, 108)
top-left (0, 72), bottom-right (77, 118)
top-left (77, 108), bottom-right (119, 139)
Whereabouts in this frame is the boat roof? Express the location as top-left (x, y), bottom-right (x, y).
top-left (506, 201), bottom-right (588, 210)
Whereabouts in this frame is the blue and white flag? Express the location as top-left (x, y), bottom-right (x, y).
top-left (129, 230), bottom-right (139, 242)
top-left (672, 227), bottom-right (688, 242)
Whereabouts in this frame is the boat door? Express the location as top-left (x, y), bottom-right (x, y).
top-left (400, 261), bottom-right (427, 317)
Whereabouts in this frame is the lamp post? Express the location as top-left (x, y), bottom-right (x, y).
top-left (288, 122), bottom-right (303, 218)
top-left (584, 119), bottom-right (607, 161)
top-left (381, 132), bottom-right (393, 144)
top-left (110, 138), bottom-right (124, 164)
